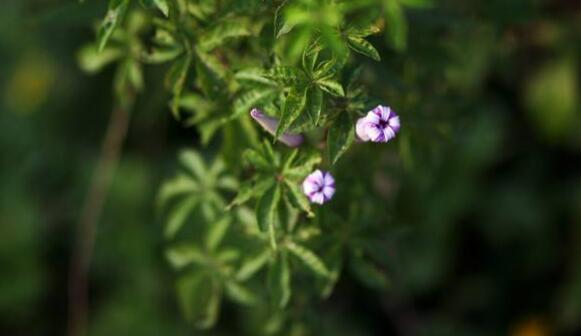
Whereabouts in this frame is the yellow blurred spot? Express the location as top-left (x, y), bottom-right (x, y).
top-left (4, 53), bottom-right (54, 115)
top-left (511, 318), bottom-right (551, 336)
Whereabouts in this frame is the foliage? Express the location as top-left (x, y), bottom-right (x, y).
top-left (3, 0), bottom-right (578, 334)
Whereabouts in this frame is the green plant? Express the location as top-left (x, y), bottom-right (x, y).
top-left (79, 0), bottom-right (430, 332)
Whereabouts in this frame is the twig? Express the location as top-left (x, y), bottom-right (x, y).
top-left (68, 105), bottom-right (131, 336)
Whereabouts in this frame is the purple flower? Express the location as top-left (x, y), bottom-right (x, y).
top-left (302, 170), bottom-right (335, 205)
top-left (355, 105), bottom-right (400, 143)
top-left (250, 108), bottom-right (304, 147)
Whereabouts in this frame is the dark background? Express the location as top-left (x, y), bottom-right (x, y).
top-left (1, 0), bottom-right (580, 335)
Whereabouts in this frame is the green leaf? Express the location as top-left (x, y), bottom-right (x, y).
top-left (140, 0), bottom-right (169, 16)
top-left (179, 150), bottom-right (207, 180)
top-left (232, 89), bottom-right (277, 119)
top-left (165, 54), bottom-right (192, 119)
top-left (276, 89), bottom-right (307, 138)
top-left (256, 184), bottom-right (281, 249)
top-left (157, 174), bottom-right (198, 209)
top-left (267, 253), bottom-right (291, 308)
top-left (384, 0), bottom-right (407, 51)
top-left (307, 87), bottom-right (323, 126)
top-left (317, 79), bottom-right (345, 97)
top-left (165, 196), bottom-right (198, 239)
top-left (285, 241), bottom-right (330, 278)
top-left (243, 149), bottom-right (272, 171)
top-left (236, 249), bottom-right (271, 281)
top-left (206, 216), bottom-right (232, 251)
top-left (225, 281), bottom-right (258, 305)
top-left (198, 20), bottom-right (252, 51)
top-left (328, 112), bottom-right (355, 165)
top-left (347, 36), bottom-right (381, 61)
top-left (284, 180), bottom-right (313, 217)
top-left (346, 22), bottom-right (381, 37)
top-left (141, 46), bottom-right (183, 64)
top-left (77, 44), bottom-right (123, 74)
top-left (166, 244), bottom-right (207, 269)
top-left (177, 273), bottom-right (222, 329)
top-left (267, 66), bottom-right (307, 86)
top-left (234, 68), bottom-right (277, 86)
top-left (97, 0), bottom-right (130, 52)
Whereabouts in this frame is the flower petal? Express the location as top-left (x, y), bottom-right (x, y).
top-left (323, 172), bottom-right (335, 187)
top-left (310, 192), bottom-right (325, 204)
top-left (380, 105), bottom-right (390, 121)
top-left (356, 117), bottom-right (371, 141)
top-left (322, 186), bottom-right (335, 200)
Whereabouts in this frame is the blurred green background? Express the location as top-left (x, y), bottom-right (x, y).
top-left (0, 0), bottom-right (580, 335)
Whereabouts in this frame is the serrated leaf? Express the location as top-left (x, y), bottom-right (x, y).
top-left (317, 79), bottom-right (345, 97)
top-left (328, 112), bottom-right (355, 165)
top-left (166, 244), bottom-right (207, 269)
top-left (165, 196), bottom-right (198, 239)
top-left (347, 36), bottom-right (381, 61)
top-left (384, 0), bottom-right (407, 51)
top-left (206, 216), bottom-right (231, 251)
top-left (177, 273), bottom-right (222, 329)
top-left (285, 241), bottom-right (330, 278)
top-left (267, 253), bottom-right (291, 308)
top-left (97, 0), bottom-right (130, 52)
top-left (236, 249), bottom-right (271, 281)
top-left (307, 87), bottom-right (323, 125)
top-left (225, 281), bottom-right (258, 305)
top-left (276, 89), bottom-right (307, 138)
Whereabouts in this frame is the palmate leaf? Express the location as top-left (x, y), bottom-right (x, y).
top-left (276, 88), bottom-right (307, 138)
top-left (97, 0), bottom-right (130, 52)
top-left (179, 150), bottom-right (207, 180)
top-left (328, 112), bottom-right (355, 165)
top-left (285, 241), bottom-right (330, 278)
top-left (157, 173), bottom-right (198, 209)
top-left (232, 88), bottom-right (277, 119)
top-left (347, 36), bottom-right (381, 61)
top-left (267, 252), bottom-right (291, 308)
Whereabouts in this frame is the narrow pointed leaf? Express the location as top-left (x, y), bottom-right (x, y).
top-left (285, 241), bottom-right (330, 278)
top-left (347, 36), bottom-right (381, 61)
top-left (307, 87), bottom-right (323, 125)
top-left (328, 112), bottom-right (355, 165)
top-left (97, 0), bottom-right (130, 52)
top-left (267, 253), bottom-right (291, 308)
top-left (317, 79), bottom-right (345, 97)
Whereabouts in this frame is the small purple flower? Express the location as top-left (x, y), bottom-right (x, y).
top-left (356, 105), bottom-right (400, 143)
top-left (250, 108), bottom-right (304, 147)
top-left (302, 170), bottom-right (335, 205)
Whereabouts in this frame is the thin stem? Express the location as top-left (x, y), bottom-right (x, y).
top-left (68, 105), bottom-right (131, 336)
